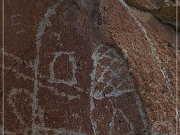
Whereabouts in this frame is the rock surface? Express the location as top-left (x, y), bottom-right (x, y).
top-left (1, 0), bottom-right (180, 134)
top-left (125, 0), bottom-right (180, 29)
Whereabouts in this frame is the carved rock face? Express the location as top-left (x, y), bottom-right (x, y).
top-left (3, 0), bottom-right (178, 135)
top-left (32, 3), bottom-right (148, 134)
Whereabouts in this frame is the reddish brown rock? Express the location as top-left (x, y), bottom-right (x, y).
top-left (124, 0), bottom-right (180, 29)
top-left (2, 0), bottom-right (179, 135)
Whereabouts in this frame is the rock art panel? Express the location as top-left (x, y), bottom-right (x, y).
top-left (4, 0), bottom-right (177, 134)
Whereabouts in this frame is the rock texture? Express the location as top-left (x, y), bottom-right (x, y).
top-left (1, 0), bottom-right (180, 135)
top-left (125, 0), bottom-right (180, 30)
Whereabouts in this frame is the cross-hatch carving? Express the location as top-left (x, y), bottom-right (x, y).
top-left (91, 44), bottom-right (135, 100)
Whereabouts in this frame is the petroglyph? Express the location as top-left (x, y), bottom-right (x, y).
top-left (48, 51), bottom-right (78, 86)
top-left (90, 44), bottom-right (148, 134)
top-left (37, 106), bottom-right (46, 127)
top-left (2, 65), bottom-right (34, 81)
top-left (133, 91), bottom-right (148, 132)
top-left (3, 51), bottom-right (34, 69)
top-left (5, 3), bottom-right (148, 133)
top-left (31, 1), bottom-right (86, 133)
top-left (2, 50), bottom-right (83, 92)
top-left (32, 3), bottom-right (59, 134)
top-left (1, 116), bottom-right (85, 135)
top-left (2, 64), bottom-right (82, 101)
top-left (90, 44), bottom-right (135, 100)
top-left (109, 108), bottom-right (134, 135)
top-left (34, 126), bottom-right (87, 135)
top-left (10, 6), bottom-right (96, 135)
top-left (10, 2), bottom-right (91, 133)
top-left (39, 83), bottom-right (81, 100)
top-left (4, 0), bottom-right (176, 134)
top-left (151, 120), bottom-right (175, 135)
top-left (7, 87), bottom-right (33, 133)
top-left (89, 44), bottom-right (134, 134)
